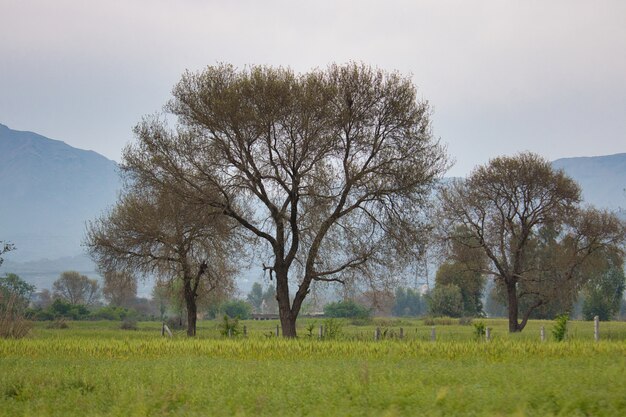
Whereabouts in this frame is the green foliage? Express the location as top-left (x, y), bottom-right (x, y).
top-left (552, 314), bottom-right (569, 342)
top-left (391, 288), bottom-right (426, 317)
top-left (89, 306), bottom-right (137, 321)
top-left (582, 254), bottom-right (625, 321)
top-left (321, 318), bottom-right (343, 340)
top-left (0, 274), bottom-right (35, 311)
top-left (473, 321), bottom-right (486, 338)
top-left (221, 300), bottom-right (252, 319)
top-left (435, 261), bottom-right (485, 316)
top-left (427, 284), bottom-right (464, 318)
top-left (218, 315), bottom-right (240, 337)
top-left (324, 300), bottom-right (371, 319)
top-left (246, 282), bottom-right (264, 312)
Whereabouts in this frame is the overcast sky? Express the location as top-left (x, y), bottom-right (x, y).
top-left (1, 0), bottom-right (625, 176)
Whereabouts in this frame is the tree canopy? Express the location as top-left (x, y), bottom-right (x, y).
top-left (438, 152), bottom-right (626, 332)
top-left (123, 63), bottom-right (448, 337)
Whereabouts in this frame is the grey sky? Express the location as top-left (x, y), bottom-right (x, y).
top-left (1, 0), bottom-right (625, 177)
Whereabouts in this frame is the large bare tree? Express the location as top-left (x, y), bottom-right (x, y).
top-left (124, 63), bottom-right (448, 337)
top-left (86, 179), bottom-right (239, 336)
top-left (438, 152), bottom-right (626, 332)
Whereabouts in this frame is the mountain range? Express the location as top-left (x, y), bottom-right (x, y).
top-left (0, 123), bottom-right (624, 293)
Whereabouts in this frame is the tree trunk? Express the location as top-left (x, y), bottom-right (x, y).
top-left (183, 279), bottom-right (197, 337)
top-left (506, 280), bottom-right (521, 332)
top-left (275, 268), bottom-right (297, 338)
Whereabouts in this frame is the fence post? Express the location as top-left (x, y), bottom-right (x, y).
top-left (276, 324), bottom-right (280, 337)
top-left (228, 328), bottom-right (232, 338)
top-left (318, 325), bottom-right (324, 340)
top-left (243, 325), bottom-right (247, 337)
top-left (399, 327), bottom-right (404, 339)
top-left (594, 316), bottom-right (600, 342)
top-left (540, 326), bottom-right (545, 342)
top-left (375, 327), bottom-right (381, 341)
top-left (485, 327), bottom-right (491, 342)
top-left (162, 323), bottom-right (172, 338)
top-left (430, 326), bottom-right (436, 341)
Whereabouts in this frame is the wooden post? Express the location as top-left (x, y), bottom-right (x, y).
top-left (399, 327), bottom-right (404, 339)
top-left (276, 324), bottom-right (280, 337)
top-left (375, 327), bottom-right (381, 341)
top-left (318, 325), bottom-right (323, 340)
top-left (228, 328), bottom-right (232, 338)
top-left (430, 326), bottom-right (436, 341)
top-left (485, 327), bottom-right (491, 342)
top-left (163, 323), bottom-right (172, 338)
top-left (594, 316), bottom-right (599, 342)
top-left (243, 325), bottom-right (247, 337)
top-left (540, 326), bottom-right (545, 342)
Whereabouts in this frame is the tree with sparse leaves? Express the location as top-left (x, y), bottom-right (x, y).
top-left (86, 176), bottom-right (239, 336)
top-left (125, 63), bottom-right (448, 337)
top-left (52, 271), bottom-right (100, 306)
top-left (438, 152), bottom-right (626, 332)
top-left (102, 270), bottom-right (138, 308)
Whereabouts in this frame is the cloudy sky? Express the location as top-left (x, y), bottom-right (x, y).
top-left (1, 0), bottom-right (625, 176)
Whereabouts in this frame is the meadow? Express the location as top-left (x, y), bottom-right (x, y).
top-left (1, 318), bottom-right (625, 416)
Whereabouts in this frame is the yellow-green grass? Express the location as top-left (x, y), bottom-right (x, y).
top-left (1, 319), bottom-right (625, 416)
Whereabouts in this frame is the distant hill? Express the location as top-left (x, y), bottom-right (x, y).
top-left (553, 153), bottom-right (626, 214)
top-left (0, 122), bottom-right (624, 294)
top-left (0, 123), bottom-right (120, 262)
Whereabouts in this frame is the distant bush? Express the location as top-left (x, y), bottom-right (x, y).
top-left (120, 318), bottom-right (138, 330)
top-left (423, 317), bottom-right (454, 326)
top-left (324, 300), bottom-right (371, 319)
top-left (46, 319), bottom-right (69, 329)
top-left (221, 300), bottom-right (252, 320)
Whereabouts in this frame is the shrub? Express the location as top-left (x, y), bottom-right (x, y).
top-left (321, 318), bottom-right (343, 340)
top-left (221, 300), bottom-right (252, 319)
top-left (219, 315), bottom-right (240, 336)
top-left (0, 293), bottom-right (33, 338)
top-left (46, 319), bottom-right (69, 329)
top-left (324, 300), bottom-right (371, 319)
top-left (552, 314), bottom-right (569, 342)
top-left (473, 321), bottom-right (486, 338)
top-left (120, 318), bottom-right (138, 330)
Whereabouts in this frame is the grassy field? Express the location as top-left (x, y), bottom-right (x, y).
top-left (1, 318), bottom-right (625, 416)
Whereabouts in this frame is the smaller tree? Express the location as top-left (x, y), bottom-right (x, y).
top-left (102, 270), bottom-right (137, 307)
top-left (582, 251), bottom-right (625, 321)
top-left (262, 284), bottom-right (279, 314)
top-left (391, 288), bottom-right (426, 317)
top-left (246, 282), bottom-right (264, 313)
top-left (427, 284), bottom-right (464, 317)
top-left (435, 263), bottom-right (484, 316)
top-left (0, 273), bottom-right (35, 310)
top-left (53, 271), bottom-right (100, 306)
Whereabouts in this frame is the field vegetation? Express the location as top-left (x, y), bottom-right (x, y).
top-left (1, 318), bottom-right (625, 416)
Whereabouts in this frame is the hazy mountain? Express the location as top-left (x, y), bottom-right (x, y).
top-left (1, 122), bottom-right (624, 295)
top-left (0, 123), bottom-right (120, 262)
top-left (552, 153), bottom-right (626, 214)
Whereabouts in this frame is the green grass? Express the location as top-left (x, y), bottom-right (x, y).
top-left (1, 319), bottom-right (625, 416)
